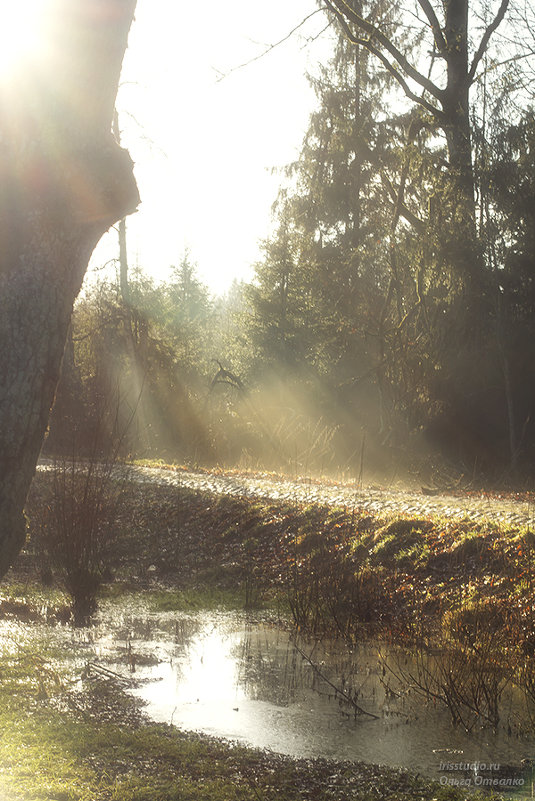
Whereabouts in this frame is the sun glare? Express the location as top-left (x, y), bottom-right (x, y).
top-left (0, 0), bottom-right (46, 76)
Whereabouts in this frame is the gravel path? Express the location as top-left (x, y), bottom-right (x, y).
top-left (120, 464), bottom-right (535, 529)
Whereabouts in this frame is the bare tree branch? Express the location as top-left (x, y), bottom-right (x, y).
top-left (381, 171), bottom-right (425, 232)
top-left (323, 0), bottom-right (444, 101)
top-left (215, 9), bottom-right (325, 82)
top-left (304, 22), bottom-right (332, 47)
top-left (292, 638), bottom-right (380, 719)
top-left (416, 0), bottom-right (447, 52)
top-left (364, 36), bottom-right (445, 119)
top-left (325, 3), bottom-right (444, 119)
top-left (468, 0), bottom-right (510, 84)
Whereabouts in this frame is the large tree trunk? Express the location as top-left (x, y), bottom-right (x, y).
top-left (443, 0), bottom-right (472, 174)
top-left (0, 0), bottom-right (139, 578)
top-left (441, 0), bottom-right (482, 298)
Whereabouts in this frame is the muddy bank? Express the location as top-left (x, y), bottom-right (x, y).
top-left (23, 471), bottom-right (535, 650)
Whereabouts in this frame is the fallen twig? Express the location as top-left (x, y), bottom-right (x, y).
top-left (291, 638), bottom-right (380, 720)
top-left (83, 661), bottom-right (134, 686)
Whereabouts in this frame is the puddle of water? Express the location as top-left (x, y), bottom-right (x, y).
top-left (5, 603), bottom-right (535, 796)
top-left (81, 605), bottom-right (535, 795)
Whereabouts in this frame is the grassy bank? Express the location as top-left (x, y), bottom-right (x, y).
top-left (25, 473), bottom-right (535, 649)
top-left (21, 472), bottom-right (535, 707)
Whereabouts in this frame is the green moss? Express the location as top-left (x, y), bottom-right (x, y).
top-left (0, 579), bottom-right (70, 608)
top-left (148, 587), bottom-right (244, 612)
top-left (395, 542), bottom-right (431, 568)
top-left (371, 518), bottom-right (432, 563)
top-left (444, 597), bottom-right (509, 646)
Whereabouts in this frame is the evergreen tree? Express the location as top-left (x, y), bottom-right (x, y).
top-left (162, 250), bottom-right (213, 375)
top-left (247, 213), bottom-right (314, 377)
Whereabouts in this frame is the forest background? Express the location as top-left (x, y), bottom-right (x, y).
top-left (46, 0), bottom-right (535, 485)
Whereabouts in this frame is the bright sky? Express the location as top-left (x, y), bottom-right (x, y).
top-left (89, 0), bottom-right (332, 295)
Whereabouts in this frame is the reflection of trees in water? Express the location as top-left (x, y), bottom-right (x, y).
top-left (171, 617), bottom-right (204, 647)
top-left (117, 616), bottom-right (201, 646)
top-left (85, 612), bottom-right (535, 775)
top-left (232, 625), bottom-right (386, 715)
top-left (100, 613), bottom-right (204, 676)
top-left (232, 622), bottom-right (535, 752)
top-left (233, 625), bottom-right (306, 707)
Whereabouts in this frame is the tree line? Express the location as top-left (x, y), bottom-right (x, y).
top-left (42, 1), bottom-right (535, 482)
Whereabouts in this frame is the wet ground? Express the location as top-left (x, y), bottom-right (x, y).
top-left (120, 464), bottom-right (535, 528)
top-left (23, 463), bottom-right (535, 797)
top-left (31, 602), bottom-right (535, 797)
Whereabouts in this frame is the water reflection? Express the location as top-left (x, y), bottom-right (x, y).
top-left (74, 607), bottom-right (533, 794)
top-left (4, 603), bottom-right (533, 795)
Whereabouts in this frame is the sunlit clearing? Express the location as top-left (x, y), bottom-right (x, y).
top-left (0, 0), bottom-right (46, 76)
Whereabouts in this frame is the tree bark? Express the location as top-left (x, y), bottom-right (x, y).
top-left (0, 0), bottom-right (139, 578)
top-left (442, 0), bottom-right (473, 187)
top-left (440, 0), bottom-right (483, 302)
top-left (113, 110), bottom-right (131, 307)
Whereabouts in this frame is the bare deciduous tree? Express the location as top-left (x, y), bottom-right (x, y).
top-left (322, 0), bottom-right (510, 295)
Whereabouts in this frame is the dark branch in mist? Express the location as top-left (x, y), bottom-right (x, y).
top-left (381, 172), bottom-right (425, 232)
top-left (305, 22), bottom-right (333, 48)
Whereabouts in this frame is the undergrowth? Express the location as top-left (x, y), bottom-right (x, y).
top-left (23, 473), bottom-right (535, 648)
